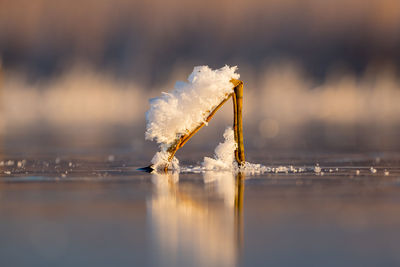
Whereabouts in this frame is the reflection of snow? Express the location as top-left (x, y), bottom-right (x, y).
top-left (148, 171), bottom-right (237, 267)
top-left (203, 171), bottom-right (236, 208)
top-left (151, 171), bottom-right (179, 191)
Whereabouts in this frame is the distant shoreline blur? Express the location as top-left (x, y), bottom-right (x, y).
top-left (1, 61), bottom-right (400, 152)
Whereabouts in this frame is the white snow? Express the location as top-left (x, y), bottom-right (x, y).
top-left (151, 151), bottom-right (180, 171)
top-left (146, 65), bottom-right (239, 146)
top-left (203, 127), bottom-right (237, 171)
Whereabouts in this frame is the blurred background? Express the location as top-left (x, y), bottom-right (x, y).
top-left (1, 0), bottom-right (400, 159)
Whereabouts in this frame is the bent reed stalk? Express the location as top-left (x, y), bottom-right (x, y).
top-left (149, 78), bottom-right (245, 172)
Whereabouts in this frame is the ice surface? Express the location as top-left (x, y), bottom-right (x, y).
top-left (2, 151), bottom-right (400, 267)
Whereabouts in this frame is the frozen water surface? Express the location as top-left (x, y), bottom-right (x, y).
top-left (1, 136), bottom-right (400, 267)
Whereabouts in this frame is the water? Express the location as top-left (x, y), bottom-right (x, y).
top-left (1, 140), bottom-right (400, 267)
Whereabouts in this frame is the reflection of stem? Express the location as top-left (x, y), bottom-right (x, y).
top-left (234, 172), bottom-right (245, 261)
top-left (155, 79), bottom-right (245, 172)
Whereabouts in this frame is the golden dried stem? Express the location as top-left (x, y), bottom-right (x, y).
top-left (232, 79), bottom-right (245, 165)
top-left (158, 78), bottom-right (245, 172)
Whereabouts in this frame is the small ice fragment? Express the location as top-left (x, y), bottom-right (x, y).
top-left (314, 164), bottom-right (321, 173)
top-left (281, 166), bottom-right (288, 173)
top-left (370, 167), bottom-right (377, 174)
top-left (384, 170), bottom-right (390, 176)
top-left (108, 155), bottom-right (115, 162)
top-left (356, 170), bottom-right (360, 175)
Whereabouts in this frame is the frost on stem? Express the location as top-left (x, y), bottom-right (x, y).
top-left (146, 65), bottom-right (239, 145)
top-left (151, 150), bottom-right (179, 171)
top-left (203, 127), bottom-right (237, 171)
top-left (146, 65), bottom-right (241, 171)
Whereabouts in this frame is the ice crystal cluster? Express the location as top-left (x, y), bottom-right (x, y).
top-left (146, 65), bottom-right (239, 146)
top-left (203, 127), bottom-right (237, 171)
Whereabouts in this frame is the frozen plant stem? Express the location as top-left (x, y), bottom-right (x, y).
top-left (159, 79), bottom-right (245, 172)
top-left (232, 79), bottom-right (245, 165)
